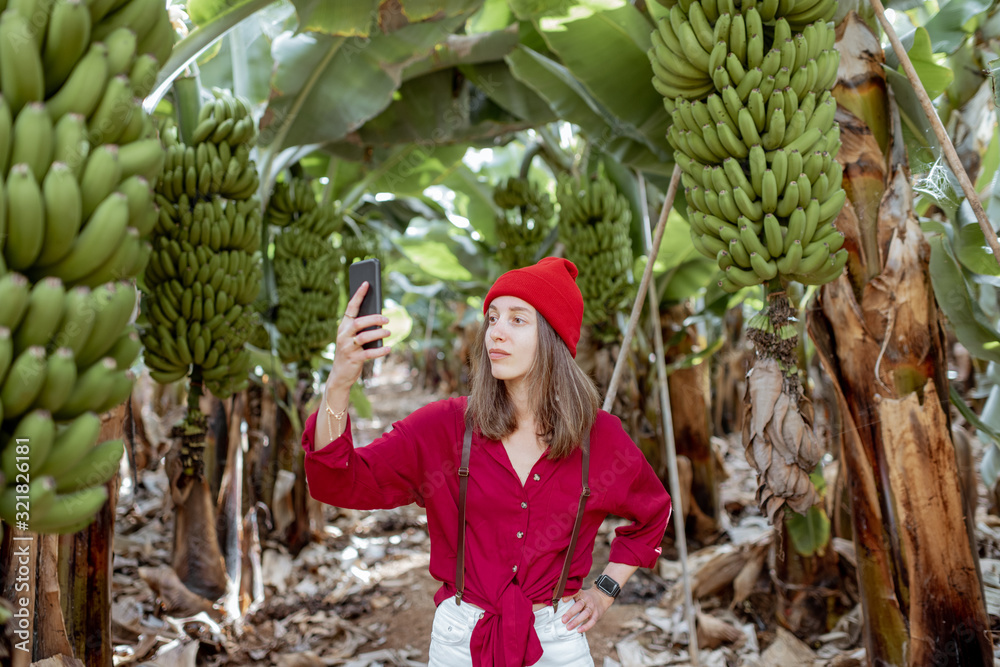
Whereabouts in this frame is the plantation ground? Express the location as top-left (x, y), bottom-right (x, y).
top-left (111, 359), bottom-right (1000, 665)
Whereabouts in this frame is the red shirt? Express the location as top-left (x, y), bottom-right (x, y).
top-left (302, 396), bottom-right (671, 667)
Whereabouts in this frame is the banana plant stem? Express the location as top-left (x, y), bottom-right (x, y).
top-left (869, 0), bottom-right (1000, 266)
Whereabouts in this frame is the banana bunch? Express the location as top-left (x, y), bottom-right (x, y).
top-left (157, 127), bottom-right (258, 202)
top-left (157, 92), bottom-right (258, 203)
top-left (0, 0), bottom-right (174, 535)
top-left (493, 177), bottom-right (556, 273)
top-left (265, 177), bottom-right (318, 227)
top-left (267, 176), bottom-right (342, 364)
top-left (0, 414), bottom-right (126, 534)
top-left (0, 277), bottom-right (138, 532)
top-left (188, 89), bottom-right (257, 148)
top-left (139, 92), bottom-right (261, 398)
top-left (650, 1), bottom-right (847, 293)
top-left (0, 0), bottom-right (174, 283)
top-left (0, 277), bottom-right (139, 420)
top-left (557, 173), bottom-right (634, 335)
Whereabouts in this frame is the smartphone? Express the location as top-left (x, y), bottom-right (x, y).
top-left (348, 258), bottom-right (383, 349)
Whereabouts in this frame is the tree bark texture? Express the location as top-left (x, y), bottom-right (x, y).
top-left (805, 13), bottom-right (991, 665)
top-left (663, 303), bottom-right (719, 532)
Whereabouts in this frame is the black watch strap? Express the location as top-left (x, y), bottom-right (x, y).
top-left (594, 574), bottom-right (621, 599)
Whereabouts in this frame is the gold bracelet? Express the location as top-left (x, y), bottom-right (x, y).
top-left (325, 401), bottom-right (348, 435)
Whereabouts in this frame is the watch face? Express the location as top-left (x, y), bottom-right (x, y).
top-left (597, 576), bottom-right (619, 596)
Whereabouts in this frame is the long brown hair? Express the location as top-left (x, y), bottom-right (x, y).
top-left (466, 312), bottom-right (599, 458)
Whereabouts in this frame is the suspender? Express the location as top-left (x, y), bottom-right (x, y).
top-left (454, 415), bottom-right (591, 608)
top-left (455, 417), bottom-right (473, 605)
top-left (552, 430), bottom-right (590, 606)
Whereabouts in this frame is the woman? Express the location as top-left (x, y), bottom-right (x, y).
top-left (302, 257), bottom-right (671, 667)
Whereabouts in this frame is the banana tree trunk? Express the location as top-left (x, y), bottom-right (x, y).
top-left (662, 303), bottom-right (719, 537)
top-left (804, 13), bottom-right (990, 664)
top-left (170, 378), bottom-right (228, 601)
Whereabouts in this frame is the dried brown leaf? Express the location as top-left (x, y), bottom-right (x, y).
top-left (29, 657), bottom-right (84, 667)
top-left (696, 611), bottom-right (746, 649)
top-left (138, 566), bottom-right (223, 620)
top-left (743, 358), bottom-right (824, 523)
top-left (731, 544), bottom-right (768, 608)
top-left (749, 359), bottom-right (783, 439)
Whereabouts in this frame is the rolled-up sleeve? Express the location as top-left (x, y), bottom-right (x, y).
top-left (608, 455), bottom-right (671, 568)
top-left (302, 409), bottom-right (423, 510)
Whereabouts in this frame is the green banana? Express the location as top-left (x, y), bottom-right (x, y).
top-left (78, 143), bottom-right (122, 221)
top-left (52, 112), bottom-right (89, 178)
top-left (38, 163), bottom-right (84, 268)
top-left (37, 412), bottom-right (100, 478)
top-left (44, 41), bottom-right (109, 120)
top-left (34, 347), bottom-right (77, 413)
top-left (104, 26), bottom-right (137, 76)
top-left (91, 0), bottom-right (159, 41)
top-left (0, 475), bottom-right (57, 527)
top-left (52, 437), bottom-right (123, 493)
top-left (10, 102), bottom-right (53, 182)
top-left (29, 485), bottom-right (109, 533)
top-left (128, 52), bottom-right (159, 97)
top-left (0, 327), bottom-right (11, 393)
top-left (53, 286), bottom-right (95, 355)
top-left (75, 282), bottom-right (136, 367)
top-left (93, 369), bottom-right (132, 413)
top-left (4, 164), bottom-right (45, 271)
top-left (43, 0), bottom-right (92, 94)
top-left (87, 75), bottom-right (133, 145)
top-left (0, 346), bottom-right (47, 418)
top-left (0, 273), bottom-right (30, 330)
top-left (43, 193), bottom-right (129, 284)
top-left (106, 327), bottom-right (140, 370)
top-left (13, 277), bottom-right (66, 354)
top-left (0, 9), bottom-right (45, 114)
top-left (763, 213), bottom-right (783, 258)
top-left (777, 239), bottom-right (803, 274)
top-left (53, 357), bottom-right (116, 418)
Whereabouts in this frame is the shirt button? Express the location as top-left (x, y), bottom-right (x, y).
top-left (521, 502), bottom-right (527, 509)
top-left (517, 531), bottom-right (524, 539)
top-left (533, 474), bottom-right (540, 481)
top-left (512, 565), bottom-right (518, 573)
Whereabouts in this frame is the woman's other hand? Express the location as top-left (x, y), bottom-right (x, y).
top-left (562, 587), bottom-right (614, 633)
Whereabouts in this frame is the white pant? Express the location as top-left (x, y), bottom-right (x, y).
top-left (428, 596), bottom-right (594, 666)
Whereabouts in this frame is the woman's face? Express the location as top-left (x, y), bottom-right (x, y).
top-left (485, 296), bottom-right (539, 387)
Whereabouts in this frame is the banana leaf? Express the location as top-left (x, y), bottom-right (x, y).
top-left (263, 13), bottom-right (471, 151)
top-left (399, 0), bottom-right (486, 21)
top-left (289, 0), bottom-right (379, 35)
top-left (393, 218), bottom-right (489, 282)
top-left (923, 0), bottom-right (992, 53)
top-left (927, 234), bottom-right (1000, 364)
top-left (505, 46), bottom-right (673, 175)
top-left (440, 164), bottom-right (502, 244)
top-left (338, 68), bottom-right (539, 148)
top-left (460, 61), bottom-right (560, 124)
top-left (401, 27), bottom-right (522, 79)
top-left (466, 0), bottom-right (516, 33)
top-left (519, 1), bottom-right (672, 159)
top-left (147, 0), bottom-right (279, 111)
top-left (198, 21), bottom-right (275, 103)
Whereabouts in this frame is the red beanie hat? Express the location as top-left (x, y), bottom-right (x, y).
top-left (483, 257), bottom-right (584, 357)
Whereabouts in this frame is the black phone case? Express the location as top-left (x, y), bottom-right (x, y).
top-left (349, 258), bottom-right (383, 349)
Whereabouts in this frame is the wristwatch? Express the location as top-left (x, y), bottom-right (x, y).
top-left (594, 574), bottom-right (621, 599)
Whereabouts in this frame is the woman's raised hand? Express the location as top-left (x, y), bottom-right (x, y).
top-left (327, 281), bottom-right (392, 391)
